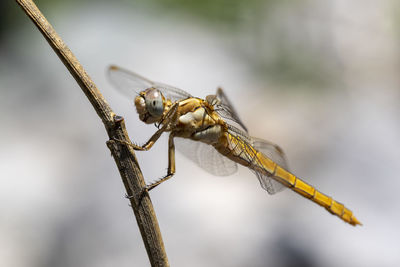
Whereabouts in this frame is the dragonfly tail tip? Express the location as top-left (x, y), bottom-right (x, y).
top-left (350, 215), bottom-right (362, 226)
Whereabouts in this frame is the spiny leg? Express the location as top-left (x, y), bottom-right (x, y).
top-left (126, 132), bottom-right (176, 204)
top-left (146, 133), bottom-right (176, 191)
top-left (123, 129), bottom-right (172, 203)
top-left (121, 124), bottom-right (167, 151)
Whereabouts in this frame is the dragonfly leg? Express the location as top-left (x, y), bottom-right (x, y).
top-left (146, 133), bottom-right (176, 191)
top-left (113, 103), bottom-right (178, 151)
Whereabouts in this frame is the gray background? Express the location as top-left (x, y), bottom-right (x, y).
top-left (1, 0), bottom-right (399, 266)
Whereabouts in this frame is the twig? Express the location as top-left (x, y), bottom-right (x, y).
top-left (15, 0), bottom-right (169, 266)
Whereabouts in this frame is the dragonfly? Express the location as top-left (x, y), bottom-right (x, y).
top-left (108, 65), bottom-right (361, 226)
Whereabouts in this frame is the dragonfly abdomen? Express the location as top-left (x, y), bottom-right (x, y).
top-left (272, 165), bottom-right (361, 226)
top-left (223, 133), bottom-right (361, 226)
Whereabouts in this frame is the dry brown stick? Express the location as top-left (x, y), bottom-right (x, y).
top-left (15, 0), bottom-right (169, 266)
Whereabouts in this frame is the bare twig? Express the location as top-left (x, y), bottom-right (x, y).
top-left (15, 0), bottom-right (169, 266)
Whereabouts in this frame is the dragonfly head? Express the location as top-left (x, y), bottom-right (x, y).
top-left (135, 88), bottom-right (166, 123)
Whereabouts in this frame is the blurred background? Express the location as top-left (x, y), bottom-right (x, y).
top-left (1, 0), bottom-right (400, 266)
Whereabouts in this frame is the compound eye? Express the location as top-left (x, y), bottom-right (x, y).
top-left (145, 88), bottom-right (164, 117)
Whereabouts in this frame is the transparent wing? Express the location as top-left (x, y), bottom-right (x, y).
top-left (175, 137), bottom-right (238, 176)
top-left (252, 138), bottom-right (289, 194)
top-left (107, 65), bottom-right (193, 102)
top-left (206, 88), bottom-right (247, 132)
top-left (208, 88), bottom-right (248, 133)
top-left (226, 125), bottom-right (289, 195)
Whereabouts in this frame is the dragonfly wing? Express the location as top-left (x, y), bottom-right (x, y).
top-left (175, 137), bottom-right (238, 176)
top-left (208, 88), bottom-right (248, 133)
top-left (252, 138), bottom-right (289, 194)
top-left (226, 125), bottom-right (289, 195)
top-left (152, 82), bottom-right (193, 102)
top-left (107, 65), bottom-right (193, 102)
top-left (107, 65), bottom-right (153, 97)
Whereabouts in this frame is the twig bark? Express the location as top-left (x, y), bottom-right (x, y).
top-left (15, 0), bottom-right (169, 266)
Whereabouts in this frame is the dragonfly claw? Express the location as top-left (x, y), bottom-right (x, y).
top-left (112, 137), bottom-right (132, 146)
top-left (125, 193), bottom-right (134, 199)
top-left (124, 187), bottom-right (149, 207)
top-left (138, 186), bottom-right (149, 204)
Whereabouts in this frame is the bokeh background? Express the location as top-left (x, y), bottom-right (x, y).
top-left (1, 0), bottom-right (400, 266)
